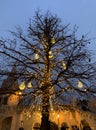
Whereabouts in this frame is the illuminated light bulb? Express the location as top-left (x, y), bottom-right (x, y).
top-left (34, 53), bottom-right (39, 60)
top-left (78, 80), bottom-right (83, 88)
top-left (65, 87), bottom-right (67, 90)
top-left (18, 91), bottom-right (22, 95)
top-left (57, 114), bottom-right (59, 118)
top-left (49, 51), bottom-right (53, 59)
top-left (27, 81), bottom-right (32, 89)
top-left (19, 81), bottom-right (25, 90)
top-left (49, 55), bottom-right (53, 59)
top-left (62, 61), bottom-right (67, 70)
top-left (49, 50), bottom-right (52, 55)
top-left (63, 89), bottom-right (65, 92)
top-left (28, 114), bottom-right (31, 118)
top-left (84, 88), bottom-right (87, 92)
top-left (50, 107), bottom-right (53, 111)
top-left (51, 37), bottom-right (55, 44)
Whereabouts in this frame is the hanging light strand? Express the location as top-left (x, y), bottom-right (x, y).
top-left (78, 80), bottom-right (83, 88)
top-left (19, 81), bottom-right (26, 91)
top-left (48, 50), bottom-right (53, 59)
top-left (27, 81), bottom-right (32, 89)
top-left (34, 53), bottom-right (39, 60)
top-left (62, 61), bottom-right (67, 70)
top-left (51, 37), bottom-right (56, 44)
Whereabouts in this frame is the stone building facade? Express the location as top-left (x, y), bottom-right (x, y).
top-left (0, 93), bottom-right (96, 130)
top-left (0, 67), bottom-right (96, 130)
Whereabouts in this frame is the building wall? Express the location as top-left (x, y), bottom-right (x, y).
top-left (0, 95), bottom-right (96, 130)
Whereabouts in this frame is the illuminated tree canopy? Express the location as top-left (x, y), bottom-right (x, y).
top-left (0, 10), bottom-right (96, 130)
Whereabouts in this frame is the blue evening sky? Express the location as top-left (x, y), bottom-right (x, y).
top-left (0, 0), bottom-right (96, 52)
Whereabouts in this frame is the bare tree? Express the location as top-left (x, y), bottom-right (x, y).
top-left (0, 11), bottom-right (96, 130)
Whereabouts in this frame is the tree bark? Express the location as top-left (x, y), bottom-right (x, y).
top-left (40, 89), bottom-right (50, 130)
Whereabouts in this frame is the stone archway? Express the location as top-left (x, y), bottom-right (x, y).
top-left (50, 121), bottom-right (58, 130)
top-left (81, 119), bottom-right (92, 130)
top-left (33, 122), bottom-right (58, 130)
top-left (61, 122), bottom-right (69, 130)
top-left (1, 116), bottom-right (12, 130)
top-left (71, 125), bottom-right (79, 130)
top-left (19, 127), bottom-right (24, 130)
top-left (33, 123), bottom-right (40, 130)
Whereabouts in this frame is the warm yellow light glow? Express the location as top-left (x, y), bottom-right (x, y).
top-left (49, 55), bottom-right (53, 59)
top-left (28, 114), bottom-right (31, 118)
top-left (57, 114), bottom-right (59, 118)
top-left (27, 81), bottom-right (32, 89)
top-left (18, 91), bottom-right (22, 95)
top-left (34, 53), bottom-right (39, 60)
top-left (62, 61), bottom-right (67, 70)
top-left (50, 107), bottom-right (53, 111)
top-left (78, 80), bottom-right (83, 88)
top-left (51, 37), bottom-right (55, 44)
top-left (49, 51), bottom-right (53, 59)
top-left (19, 81), bottom-right (25, 90)
top-left (84, 88), bottom-right (87, 92)
top-left (8, 92), bottom-right (19, 106)
top-left (49, 51), bottom-right (52, 55)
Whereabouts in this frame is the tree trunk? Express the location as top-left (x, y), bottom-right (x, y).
top-left (40, 89), bottom-right (50, 130)
top-left (40, 114), bottom-right (50, 130)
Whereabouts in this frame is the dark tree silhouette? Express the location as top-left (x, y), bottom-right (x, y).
top-left (0, 11), bottom-right (96, 130)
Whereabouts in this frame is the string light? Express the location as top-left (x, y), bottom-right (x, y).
top-left (48, 51), bottom-right (53, 59)
top-left (34, 53), bottom-right (39, 60)
top-left (51, 37), bottom-right (55, 44)
top-left (18, 91), bottom-right (22, 95)
top-left (19, 81), bottom-right (26, 91)
top-left (62, 89), bottom-right (65, 92)
top-left (62, 61), bottom-right (67, 70)
top-left (84, 88), bottom-right (87, 92)
top-left (27, 81), bottom-right (32, 89)
top-left (65, 87), bottom-right (68, 90)
top-left (78, 80), bottom-right (83, 88)
top-left (57, 114), bottom-right (59, 118)
top-left (50, 108), bottom-right (53, 111)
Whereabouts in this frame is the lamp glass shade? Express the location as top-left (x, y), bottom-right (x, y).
top-left (49, 51), bottom-right (53, 58)
top-left (78, 80), bottom-right (83, 88)
top-left (62, 61), bottom-right (67, 70)
top-left (18, 91), bottom-right (22, 95)
top-left (34, 53), bottom-right (39, 60)
top-left (51, 37), bottom-right (55, 44)
top-left (19, 81), bottom-right (25, 90)
top-left (27, 81), bottom-right (32, 89)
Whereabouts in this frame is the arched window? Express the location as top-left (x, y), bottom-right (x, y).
top-left (33, 123), bottom-right (40, 130)
top-left (50, 121), bottom-right (58, 130)
top-left (19, 127), bottom-right (24, 130)
top-left (3, 96), bottom-right (8, 105)
top-left (81, 119), bottom-right (92, 130)
top-left (71, 125), bottom-right (79, 130)
top-left (1, 116), bottom-right (12, 130)
top-left (61, 122), bottom-right (69, 130)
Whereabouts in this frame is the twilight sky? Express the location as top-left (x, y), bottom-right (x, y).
top-left (0, 0), bottom-right (96, 52)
